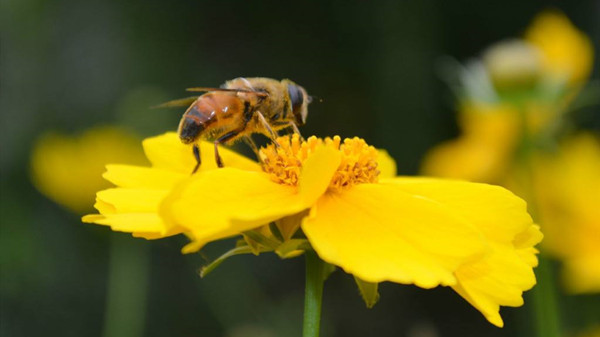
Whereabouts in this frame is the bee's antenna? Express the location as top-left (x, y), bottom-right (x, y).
top-left (308, 95), bottom-right (323, 103)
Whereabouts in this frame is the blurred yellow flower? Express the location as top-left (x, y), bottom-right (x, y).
top-left (422, 103), bottom-right (520, 183)
top-left (423, 10), bottom-right (594, 184)
top-left (84, 132), bottom-right (541, 327)
top-left (525, 10), bottom-right (594, 85)
top-left (31, 126), bottom-right (147, 214)
top-left (532, 134), bottom-right (600, 293)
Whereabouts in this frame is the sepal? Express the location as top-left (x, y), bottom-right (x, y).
top-left (354, 276), bottom-right (380, 308)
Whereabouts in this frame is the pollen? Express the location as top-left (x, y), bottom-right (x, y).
top-left (259, 134), bottom-right (380, 191)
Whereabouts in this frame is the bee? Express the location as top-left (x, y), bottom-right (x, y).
top-left (157, 77), bottom-right (311, 173)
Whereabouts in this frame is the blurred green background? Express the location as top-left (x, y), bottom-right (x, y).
top-left (1, 1), bottom-right (598, 336)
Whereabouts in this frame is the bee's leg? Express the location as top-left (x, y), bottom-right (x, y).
top-left (269, 121), bottom-right (304, 141)
top-left (289, 122), bottom-right (303, 140)
top-left (191, 143), bottom-right (201, 174)
top-left (242, 136), bottom-right (261, 161)
top-left (255, 111), bottom-right (280, 147)
top-left (214, 129), bottom-right (244, 168)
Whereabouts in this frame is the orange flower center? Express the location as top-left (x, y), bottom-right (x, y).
top-left (259, 134), bottom-right (379, 191)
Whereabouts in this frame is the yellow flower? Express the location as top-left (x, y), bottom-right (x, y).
top-left (30, 126), bottom-right (147, 214)
top-left (525, 10), bottom-right (594, 85)
top-left (84, 132), bottom-right (540, 327)
top-left (422, 10), bottom-right (594, 184)
top-left (421, 103), bottom-right (521, 183)
top-left (532, 134), bottom-right (600, 293)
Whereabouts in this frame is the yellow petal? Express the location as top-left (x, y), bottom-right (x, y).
top-left (383, 177), bottom-right (538, 327)
top-left (302, 183), bottom-right (486, 289)
top-left (298, 146), bottom-right (341, 204)
top-left (385, 177), bottom-right (533, 244)
top-left (83, 187), bottom-right (179, 239)
top-left (514, 224), bottom-right (543, 267)
top-left (161, 168), bottom-right (305, 242)
top-left (82, 213), bottom-right (172, 238)
top-left (103, 164), bottom-right (186, 189)
top-left (96, 188), bottom-right (168, 213)
top-left (452, 241), bottom-right (538, 327)
top-left (142, 132), bottom-right (260, 173)
top-left (377, 149), bottom-right (397, 179)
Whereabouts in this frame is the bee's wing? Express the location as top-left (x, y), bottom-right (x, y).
top-left (186, 87), bottom-right (268, 97)
top-left (152, 96), bottom-right (199, 109)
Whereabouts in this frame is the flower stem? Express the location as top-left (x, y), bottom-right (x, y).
top-left (530, 257), bottom-right (561, 337)
top-left (303, 251), bottom-right (325, 337)
top-left (102, 234), bottom-right (149, 337)
top-left (516, 107), bottom-right (562, 337)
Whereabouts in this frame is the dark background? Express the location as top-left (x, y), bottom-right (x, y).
top-left (1, 1), bottom-right (598, 336)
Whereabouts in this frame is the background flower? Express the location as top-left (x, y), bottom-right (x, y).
top-left (30, 126), bottom-right (147, 214)
top-left (531, 134), bottom-right (600, 293)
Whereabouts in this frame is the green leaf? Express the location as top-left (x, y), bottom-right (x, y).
top-left (353, 276), bottom-right (380, 309)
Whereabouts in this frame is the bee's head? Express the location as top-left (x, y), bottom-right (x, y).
top-left (285, 81), bottom-right (310, 126)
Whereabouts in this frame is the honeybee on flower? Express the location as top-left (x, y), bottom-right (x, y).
top-left (158, 77), bottom-right (310, 171)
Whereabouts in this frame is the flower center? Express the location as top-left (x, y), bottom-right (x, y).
top-left (259, 134), bottom-right (379, 191)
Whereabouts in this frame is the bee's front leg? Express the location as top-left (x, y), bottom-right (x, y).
top-left (289, 122), bottom-right (302, 137)
top-left (256, 111), bottom-right (280, 147)
top-left (269, 121), bottom-right (304, 141)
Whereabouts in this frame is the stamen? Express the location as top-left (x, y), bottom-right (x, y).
top-left (259, 134), bottom-right (380, 191)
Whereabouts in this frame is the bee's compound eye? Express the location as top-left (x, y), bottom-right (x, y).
top-left (287, 84), bottom-right (307, 124)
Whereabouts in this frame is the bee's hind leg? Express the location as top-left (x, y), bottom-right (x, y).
top-left (214, 129), bottom-right (244, 168)
top-left (191, 144), bottom-right (201, 174)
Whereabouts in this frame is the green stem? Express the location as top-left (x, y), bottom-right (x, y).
top-left (516, 106), bottom-right (562, 337)
top-left (102, 234), bottom-right (149, 337)
top-left (530, 257), bottom-right (561, 337)
top-left (303, 251), bottom-right (325, 337)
